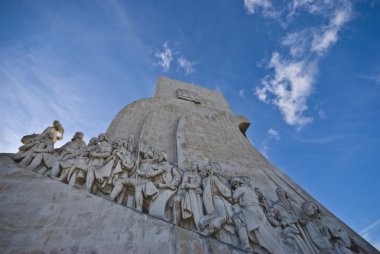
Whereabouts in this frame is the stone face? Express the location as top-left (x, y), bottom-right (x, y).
top-left (1, 76), bottom-right (379, 253)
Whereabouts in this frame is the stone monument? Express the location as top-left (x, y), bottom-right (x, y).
top-left (0, 76), bottom-right (378, 253)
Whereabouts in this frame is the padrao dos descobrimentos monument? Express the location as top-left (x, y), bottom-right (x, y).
top-left (0, 77), bottom-right (378, 254)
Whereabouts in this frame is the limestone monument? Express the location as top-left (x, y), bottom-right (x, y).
top-left (0, 76), bottom-right (378, 253)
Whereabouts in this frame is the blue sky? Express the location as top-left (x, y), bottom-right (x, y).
top-left (0, 0), bottom-right (379, 249)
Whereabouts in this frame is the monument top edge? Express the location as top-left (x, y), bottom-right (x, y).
top-left (155, 76), bottom-right (232, 112)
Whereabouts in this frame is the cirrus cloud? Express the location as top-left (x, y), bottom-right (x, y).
top-left (249, 0), bottom-right (353, 128)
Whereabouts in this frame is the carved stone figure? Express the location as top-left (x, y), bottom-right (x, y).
top-left (134, 148), bottom-right (160, 212)
top-left (108, 138), bottom-right (137, 204)
top-left (301, 201), bottom-right (353, 254)
top-left (267, 187), bottom-right (313, 253)
top-left (85, 133), bottom-right (112, 194)
top-left (51, 132), bottom-right (86, 180)
top-left (66, 137), bottom-right (98, 187)
top-left (148, 152), bottom-right (181, 220)
top-left (153, 152), bottom-right (181, 190)
top-left (18, 131), bottom-right (55, 172)
top-left (174, 161), bottom-right (204, 230)
top-left (268, 190), bottom-right (313, 254)
top-left (126, 135), bottom-right (136, 153)
top-left (254, 187), bottom-right (271, 215)
top-left (275, 188), bottom-right (301, 217)
top-left (101, 139), bottom-right (135, 185)
top-left (231, 177), bottom-right (284, 254)
top-left (14, 120), bottom-right (64, 166)
top-left (199, 163), bottom-right (235, 241)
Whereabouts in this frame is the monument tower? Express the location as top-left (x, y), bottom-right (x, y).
top-left (1, 76), bottom-right (378, 253)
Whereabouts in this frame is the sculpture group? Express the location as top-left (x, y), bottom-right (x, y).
top-left (12, 120), bottom-right (361, 254)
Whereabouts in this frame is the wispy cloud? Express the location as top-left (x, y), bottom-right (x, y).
top-left (311, 7), bottom-right (352, 54)
top-left (0, 53), bottom-right (107, 152)
top-left (177, 56), bottom-right (196, 75)
top-left (360, 219), bottom-right (380, 250)
top-left (155, 42), bottom-right (197, 75)
top-left (244, 0), bottom-right (279, 18)
top-left (155, 41), bottom-right (173, 72)
top-left (244, 0), bottom-right (271, 14)
top-left (239, 89), bottom-right (245, 98)
top-left (260, 127), bottom-right (280, 155)
top-left (356, 73), bottom-right (380, 85)
top-left (256, 52), bottom-right (316, 127)
top-left (295, 135), bottom-right (342, 144)
top-left (268, 128), bottom-right (280, 140)
top-left (249, 0), bottom-right (353, 129)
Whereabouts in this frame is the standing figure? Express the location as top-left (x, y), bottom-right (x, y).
top-left (199, 163), bottom-right (235, 241)
top-left (133, 148), bottom-right (160, 212)
top-left (254, 187), bottom-right (271, 215)
top-left (301, 201), bottom-right (353, 254)
top-left (108, 138), bottom-right (137, 204)
top-left (231, 178), bottom-right (284, 254)
top-left (267, 189), bottom-right (313, 254)
top-left (174, 161), bottom-right (204, 230)
top-left (51, 132), bottom-right (86, 180)
top-left (66, 137), bottom-right (98, 187)
top-left (147, 152), bottom-right (182, 220)
top-left (85, 133), bottom-right (112, 194)
top-left (268, 187), bottom-right (313, 253)
top-left (154, 152), bottom-right (181, 191)
top-left (100, 139), bottom-right (135, 186)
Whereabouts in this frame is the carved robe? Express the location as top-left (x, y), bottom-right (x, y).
top-left (52, 139), bottom-right (86, 178)
top-left (200, 175), bottom-right (234, 237)
top-left (15, 125), bottom-right (59, 163)
top-left (268, 201), bottom-right (313, 254)
top-left (179, 171), bottom-right (204, 229)
top-left (233, 186), bottom-right (284, 254)
top-left (19, 139), bottom-right (55, 170)
top-left (88, 140), bottom-right (113, 181)
top-left (303, 217), bottom-right (353, 254)
top-left (100, 146), bottom-right (134, 186)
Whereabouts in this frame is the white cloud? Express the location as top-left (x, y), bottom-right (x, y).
top-left (268, 128), bottom-right (280, 139)
top-left (249, 0), bottom-right (352, 128)
top-left (155, 42), bottom-right (197, 76)
top-left (177, 56), bottom-right (196, 75)
top-left (256, 52), bottom-right (315, 127)
top-left (239, 89), bottom-right (245, 98)
top-left (282, 31), bottom-right (310, 58)
top-left (244, 0), bottom-right (272, 14)
top-left (155, 41), bottom-right (173, 72)
top-left (311, 7), bottom-right (352, 54)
